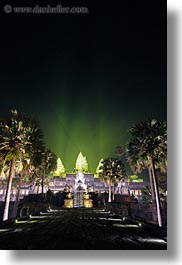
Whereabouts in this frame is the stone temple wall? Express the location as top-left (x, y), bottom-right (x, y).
top-left (49, 173), bottom-right (107, 193)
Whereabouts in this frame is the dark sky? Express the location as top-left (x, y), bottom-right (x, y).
top-left (0, 0), bottom-right (166, 175)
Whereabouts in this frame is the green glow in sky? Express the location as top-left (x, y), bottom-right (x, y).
top-left (35, 76), bottom-right (166, 174)
top-left (40, 100), bottom-right (129, 173)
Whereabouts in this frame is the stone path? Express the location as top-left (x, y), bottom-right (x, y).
top-left (0, 208), bottom-right (167, 250)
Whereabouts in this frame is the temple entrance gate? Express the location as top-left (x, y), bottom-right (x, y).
top-left (73, 191), bottom-right (84, 207)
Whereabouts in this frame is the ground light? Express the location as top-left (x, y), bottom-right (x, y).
top-left (15, 219), bottom-right (38, 224)
top-left (137, 238), bottom-right (167, 244)
top-left (112, 224), bottom-right (139, 228)
top-left (0, 228), bottom-right (24, 233)
top-left (29, 215), bottom-right (47, 219)
top-left (0, 229), bottom-right (11, 233)
top-left (98, 217), bottom-right (122, 221)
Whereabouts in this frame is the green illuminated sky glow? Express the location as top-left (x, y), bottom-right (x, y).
top-left (0, 1), bottom-right (166, 175)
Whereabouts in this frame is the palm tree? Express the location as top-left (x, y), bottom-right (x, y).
top-left (126, 119), bottom-right (167, 227)
top-left (0, 110), bottom-right (31, 220)
top-left (11, 157), bottom-right (32, 218)
top-left (100, 157), bottom-right (127, 202)
top-left (0, 110), bottom-right (45, 220)
top-left (35, 149), bottom-right (57, 202)
top-left (0, 158), bottom-right (9, 199)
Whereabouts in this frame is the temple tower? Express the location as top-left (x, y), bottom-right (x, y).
top-left (53, 158), bottom-right (66, 177)
top-left (75, 152), bottom-right (88, 172)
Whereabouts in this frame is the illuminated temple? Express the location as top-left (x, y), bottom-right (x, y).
top-left (49, 152), bottom-right (145, 196)
top-left (0, 152), bottom-right (145, 202)
top-left (49, 152), bottom-right (107, 193)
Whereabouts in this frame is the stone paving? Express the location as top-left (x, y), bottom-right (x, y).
top-left (0, 208), bottom-right (167, 250)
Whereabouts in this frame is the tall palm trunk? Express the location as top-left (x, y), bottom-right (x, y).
top-left (148, 166), bottom-right (155, 200)
top-left (151, 159), bottom-right (162, 227)
top-left (148, 166), bottom-right (157, 223)
top-left (41, 167), bottom-right (45, 202)
top-left (3, 159), bottom-right (15, 221)
top-left (112, 184), bottom-right (115, 201)
top-left (31, 181), bottom-right (36, 194)
top-left (108, 183), bottom-right (111, 202)
top-left (11, 173), bottom-right (23, 218)
top-left (37, 185), bottom-right (40, 194)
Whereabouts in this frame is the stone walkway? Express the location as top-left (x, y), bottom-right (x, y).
top-left (0, 208), bottom-right (167, 250)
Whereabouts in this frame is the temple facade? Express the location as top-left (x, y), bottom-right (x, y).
top-left (50, 152), bottom-right (107, 193)
top-left (49, 172), bottom-right (108, 193)
top-left (49, 152), bottom-right (146, 200)
top-left (0, 152), bottom-right (146, 202)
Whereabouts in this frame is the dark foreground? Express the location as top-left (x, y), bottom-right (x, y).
top-left (0, 208), bottom-right (167, 250)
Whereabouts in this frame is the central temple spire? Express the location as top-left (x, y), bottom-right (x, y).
top-left (75, 152), bottom-right (88, 172)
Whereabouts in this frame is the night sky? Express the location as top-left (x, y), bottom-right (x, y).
top-left (0, 0), bottom-right (166, 174)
